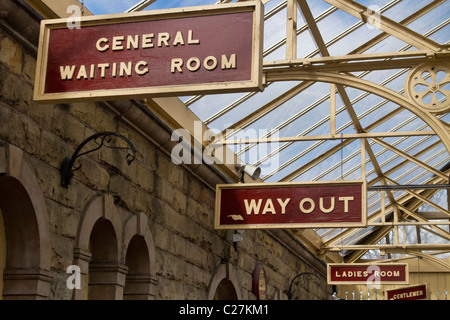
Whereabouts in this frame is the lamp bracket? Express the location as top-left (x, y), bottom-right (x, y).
top-left (60, 131), bottom-right (137, 188)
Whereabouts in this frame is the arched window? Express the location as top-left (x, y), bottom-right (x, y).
top-left (124, 235), bottom-right (152, 300)
top-left (88, 217), bottom-right (126, 300)
top-left (208, 263), bottom-right (241, 300)
top-left (0, 144), bottom-right (52, 299)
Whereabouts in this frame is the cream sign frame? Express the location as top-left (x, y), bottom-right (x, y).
top-left (34, 2), bottom-right (264, 103)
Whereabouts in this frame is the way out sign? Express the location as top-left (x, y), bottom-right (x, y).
top-left (214, 180), bottom-right (366, 229)
top-left (34, 2), bottom-right (263, 103)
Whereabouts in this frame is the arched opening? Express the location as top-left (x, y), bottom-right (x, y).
top-left (213, 279), bottom-right (238, 300)
top-left (88, 217), bottom-right (125, 300)
top-left (0, 176), bottom-right (50, 299)
top-left (208, 263), bottom-right (241, 300)
top-left (124, 235), bottom-right (152, 300)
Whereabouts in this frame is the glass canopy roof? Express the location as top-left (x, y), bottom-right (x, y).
top-left (85, 0), bottom-right (450, 262)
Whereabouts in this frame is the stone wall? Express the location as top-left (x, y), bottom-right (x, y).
top-left (0, 0), bottom-right (331, 300)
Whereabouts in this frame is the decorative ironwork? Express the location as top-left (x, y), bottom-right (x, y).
top-left (60, 131), bottom-right (137, 188)
top-left (405, 61), bottom-right (450, 114)
top-left (287, 272), bottom-right (320, 300)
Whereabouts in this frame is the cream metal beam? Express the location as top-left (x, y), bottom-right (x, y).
top-left (322, 0), bottom-right (447, 52)
top-left (218, 131), bottom-right (436, 145)
top-left (322, 168), bottom-right (450, 244)
top-left (370, 138), bottom-right (448, 181)
top-left (213, 1), bottom-right (447, 151)
top-left (264, 50), bottom-right (450, 72)
top-left (286, 0), bottom-right (297, 60)
top-left (126, 0), bottom-right (157, 12)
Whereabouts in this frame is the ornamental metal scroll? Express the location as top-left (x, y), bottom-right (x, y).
top-left (405, 61), bottom-right (450, 114)
top-left (60, 131), bottom-right (137, 188)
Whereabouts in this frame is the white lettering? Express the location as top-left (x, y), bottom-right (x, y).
top-left (171, 54), bottom-right (237, 73)
top-left (203, 56), bottom-right (218, 71)
top-left (142, 34), bottom-right (154, 48)
top-left (98, 63), bottom-right (109, 78)
top-left (96, 37), bottom-right (109, 52)
top-left (112, 36), bottom-right (125, 51)
top-left (188, 30), bottom-right (200, 44)
top-left (244, 199), bottom-right (263, 215)
top-left (319, 197), bottom-right (335, 213)
top-left (59, 65), bottom-right (76, 80)
top-left (277, 198), bottom-right (290, 214)
top-left (261, 199), bottom-right (275, 215)
top-left (135, 60), bottom-right (149, 75)
top-left (158, 32), bottom-right (170, 47)
top-left (171, 58), bottom-right (183, 73)
top-left (119, 61), bottom-right (132, 77)
top-left (187, 57), bottom-right (201, 72)
top-left (299, 198), bottom-right (315, 214)
top-left (221, 54), bottom-right (236, 69)
top-left (76, 65), bottom-right (88, 79)
top-left (338, 196), bottom-right (354, 213)
top-left (127, 35), bottom-right (139, 50)
top-left (173, 31), bottom-right (185, 46)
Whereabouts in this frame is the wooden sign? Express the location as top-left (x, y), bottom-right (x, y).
top-left (327, 263), bottom-right (409, 285)
top-left (215, 180), bottom-right (366, 229)
top-left (34, 2), bottom-right (263, 103)
top-left (386, 284), bottom-right (427, 300)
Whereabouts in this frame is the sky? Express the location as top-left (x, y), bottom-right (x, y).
top-left (83, 0), bottom-right (221, 15)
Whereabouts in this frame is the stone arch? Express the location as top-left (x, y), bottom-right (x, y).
top-left (72, 194), bottom-right (126, 300)
top-left (207, 263), bottom-right (241, 300)
top-left (0, 143), bottom-right (52, 299)
top-left (122, 212), bottom-right (158, 300)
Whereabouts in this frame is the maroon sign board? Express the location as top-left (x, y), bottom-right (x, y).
top-left (386, 284), bottom-right (427, 300)
top-left (34, 2), bottom-right (263, 103)
top-left (327, 263), bottom-right (409, 285)
top-left (214, 180), bottom-right (366, 229)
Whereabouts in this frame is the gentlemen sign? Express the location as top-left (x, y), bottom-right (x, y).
top-left (386, 284), bottom-right (427, 300)
top-left (214, 180), bottom-right (366, 229)
top-left (34, 2), bottom-right (263, 103)
top-left (327, 263), bottom-right (409, 285)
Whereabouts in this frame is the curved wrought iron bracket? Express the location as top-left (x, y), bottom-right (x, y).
top-left (287, 272), bottom-right (320, 300)
top-left (60, 131), bottom-right (137, 188)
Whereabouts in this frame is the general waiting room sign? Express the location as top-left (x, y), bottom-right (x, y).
top-left (34, 2), bottom-right (263, 103)
top-left (215, 180), bottom-right (367, 229)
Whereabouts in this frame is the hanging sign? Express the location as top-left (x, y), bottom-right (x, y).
top-left (386, 284), bottom-right (427, 300)
top-left (327, 263), bottom-right (409, 285)
top-left (34, 2), bottom-right (263, 103)
top-left (215, 180), bottom-right (366, 229)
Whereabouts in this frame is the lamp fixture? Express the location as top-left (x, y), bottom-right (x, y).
top-left (235, 163), bottom-right (261, 182)
top-left (60, 131), bottom-right (137, 188)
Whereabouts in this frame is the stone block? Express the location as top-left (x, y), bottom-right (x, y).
top-left (0, 36), bottom-right (22, 75)
top-left (39, 130), bottom-right (68, 168)
top-left (70, 102), bottom-right (97, 127)
top-left (52, 106), bottom-right (86, 146)
top-left (172, 188), bottom-right (187, 214)
top-left (22, 53), bottom-right (35, 84)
